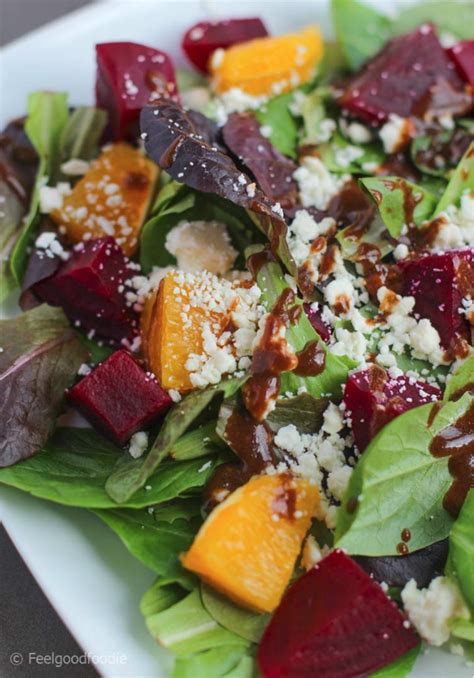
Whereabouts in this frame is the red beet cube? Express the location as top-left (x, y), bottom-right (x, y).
top-left (258, 550), bottom-right (419, 678)
top-left (68, 350), bottom-right (172, 445)
top-left (401, 248), bottom-right (473, 351)
top-left (448, 40), bottom-right (474, 86)
top-left (304, 302), bottom-right (332, 343)
top-left (182, 18), bottom-right (268, 73)
top-left (344, 365), bottom-right (441, 452)
top-left (34, 237), bottom-right (139, 343)
top-left (340, 24), bottom-right (468, 123)
top-left (96, 42), bottom-right (178, 140)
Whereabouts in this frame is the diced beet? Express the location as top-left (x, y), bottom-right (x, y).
top-left (400, 248), bottom-right (473, 351)
top-left (304, 302), bottom-right (332, 343)
top-left (258, 550), bottom-right (419, 678)
top-left (34, 237), bottom-right (139, 343)
top-left (448, 40), bottom-right (474, 86)
top-left (68, 349), bottom-right (172, 445)
top-left (96, 42), bottom-right (178, 140)
top-left (182, 18), bottom-right (268, 73)
top-left (355, 539), bottom-right (449, 589)
top-left (340, 24), bottom-right (469, 123)
top-left (344, 365), bottom-right (441, 452)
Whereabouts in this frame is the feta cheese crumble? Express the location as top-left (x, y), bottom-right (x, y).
top-left (401, 577), bottom-right (469, 646)
top-left (379, 114), bottom-right (410, 154)
top-left (165, 220), bottom-right (238, 275)
top-left (128, 431), bottom-right (149, 459)
top-left (293, 156), bottom-right (349, 210)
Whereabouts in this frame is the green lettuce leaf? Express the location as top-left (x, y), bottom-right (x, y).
top-left (318, 132), bottom-right (384, 175)
top-left (143, 588), bottom-right (248, 655)
top-left (0, 306), bottom-right (88, 467)
top-left (266, 392), bottom-right (330, 434)
top-left (59, 106), bottom-right (107, 165)
top-left (173, 646), bottom-right (253, 678)
top-left (0, 182), bottom-right (26, 301)
top-left (201, 584), bottom-right (269, 643)
top-left (391, 1), bottom-right (474, 40)
top-left (336, 213), bottom-right (393, 261)
top-left (105, 378), bottom-right (245, 504)
top-left (336, 395), bottom-right (473, 555)
top-left (331, 0), bottom-right (391, 71)
top-left (94, 500), bottom-right (201, 575)
top-left (10, 91), bottom-right (69, 283)
top-left (360, 176), bottom-right (437, 237)
top-left (255, 91), bottom-right (298, 158)
top-left (0, 427), bottom-right (222, 508)
top-left (448, 490), bottom-right (474, 613)
top-left (170, 421), bottom-right (224, 461)
top-left (252, 250), bottom-right (356, 399)
top-left (434, 141), bottom-right (474, 216)
top-left (370, 645), bottom-right (421, 678)
top-left (444, 356), bottom-right (474, 401)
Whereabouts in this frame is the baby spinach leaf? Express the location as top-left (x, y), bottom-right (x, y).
top-left (173, 646), bottom-right (253, 678)
top-left (253, 251), bottom-right (355, 399)
top-left (0, 427), bottom-right (221, 508)
top-left (255, 91), bottom-right (298, 158)
top-left (410, 128), bottom-right (473, 180)
top-left (0, 182), bottom-right (26, 301)
top-left (434, 141), bottom-right (474, 215)
top-left (450, 618), bottom-right (474, 642)
top-left (336, 395), bottom-right (473, 556)
top-left (0, 306), bottom-right (88, 467)
top-left (267, 393), bottom-right (330, 434)
top-left (336, 213), bottom-right (393, 261)
top-left (331, 0), bottom-right (391, 71)
top-left (444, 356), bottom-right (474, 401)
top-left (105, 377), bottom-right (245, 504)
top-left (143, 588), bottom-right (248, 656)
top-left (449, 490), bottom-right (474, 613)
top-left (390, 1), bottom-right (474, 41)
top-left (94, 502), bottom-right (201, 575)
top-left (360, 177), bottom-right (437, 236)
top-left (201, 584), bottom-right (269, 643)
top-left (59, 106), bottom-right (107, 165)
top-left (10, 91), bottom-right (69, 283)
top-left (170, 421), bottom-right (224, 460)
top-left (318, 132), bottom-right (384, 175)
top-left (370, 645), bottom-right (421, 678)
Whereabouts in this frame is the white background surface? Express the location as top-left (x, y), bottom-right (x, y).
top-left (0, 1), bottom-right (472, 676)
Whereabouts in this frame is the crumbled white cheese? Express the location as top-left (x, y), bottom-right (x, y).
top-left (324, 277), bottom-right (356, 315)
top-left (77, 363), bottom-right (92, 376)
top-left (35, 231), bottom-right (69, 261)
top-left (334, 145), bottom-right (364, 168)
top-left (293, 156), bottom-right (348, 210)
top-left (168, 389), bottom-right (182, 403)
top-left (165, 220), bottom-right (238, 275)
top-left (272, 403), bottom-right (353, 528)
top-left (393, 243), bottom-right (409, 260)
top-left (60, 158), bottom-right (90, 176)
top-left (376, 287), bottom-right (446, 366)
top-left (340, 119), bottom-right (372, 144)
top-left (379, 114), bottom-right (409, 154)
top-left (331, 327), bottom-right (368, 364)
top-left (212, 88), bottom-right (268, 125)
top-left (286, 209), bottom-right (336, 282)
top-left (427, 191), bottom-right (474, 251)
top-left (39, 183), bottom-right (71, 213)
top-left (128, 431), bottom-right (149, 459)
top-left (401, 577), bottom-right (469, 646)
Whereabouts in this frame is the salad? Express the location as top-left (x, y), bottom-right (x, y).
top-left (0, 0), bottom-right (473, 676)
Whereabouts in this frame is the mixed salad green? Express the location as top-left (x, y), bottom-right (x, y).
top-left (0, 1), bottom-right (473, 676)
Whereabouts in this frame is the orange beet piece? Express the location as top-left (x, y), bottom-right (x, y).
top-left (210, 26), bottom-right (323, 96)
top-left (181, 473), bottom-right (319, 612)
top-left (51, 143), bottom-right (158, 256)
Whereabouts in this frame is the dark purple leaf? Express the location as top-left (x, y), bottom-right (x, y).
top-left (20, 248), bottom-right (62, 310)
top-left (222, 112), bottom-right (298, 209)
top-left (140, 101), bottom-right (296, 275)
top-left (0, 304), bottom-right (89, 467)
top-left (354, 539), bottom-right (449, 588)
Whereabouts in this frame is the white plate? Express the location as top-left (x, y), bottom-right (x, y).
top-left (0, 1), bottom-right (471, 676)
